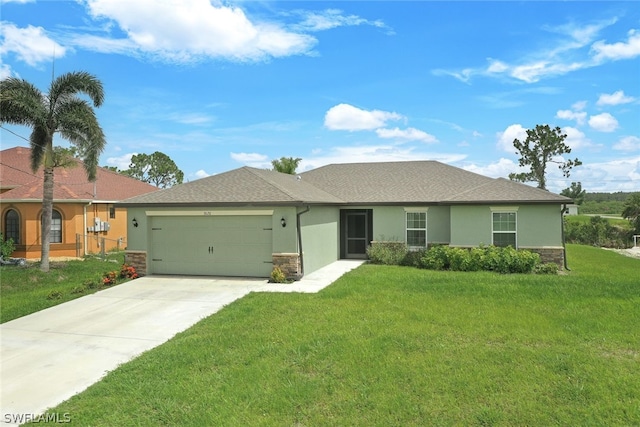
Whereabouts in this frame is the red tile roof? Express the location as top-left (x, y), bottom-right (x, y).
top-left (0, 147), bottom-right (158, 202)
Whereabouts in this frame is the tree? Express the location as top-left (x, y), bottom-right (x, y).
top-left (508, 124), bottom-right (582, 190)
top-left (1, 71), bottom-right (105, 272)
top-left (123, 151), bottom-right (184, 188)
top-left (622, 193), bottom-right (640, 234)
top-left (560, 182), bottom-right (586, 205)
top-left (272, 157), bottom-right (301, 175)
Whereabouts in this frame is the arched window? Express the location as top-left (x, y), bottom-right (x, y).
top-left (41, 210), bottom-right (63, 243)
top-left (4, 209), bottom-right (20, 244)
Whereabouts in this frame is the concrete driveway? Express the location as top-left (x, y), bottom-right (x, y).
top-left (0, 260), bottom-right (363, 425)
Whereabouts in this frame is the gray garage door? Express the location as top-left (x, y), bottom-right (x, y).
top-left (150, 215), bottom-right (273, 277)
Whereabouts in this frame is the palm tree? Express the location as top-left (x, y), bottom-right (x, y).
top-left (272, 156), bottom-right (302, 175)
top-left (0, 71), bottom-right (106, 272)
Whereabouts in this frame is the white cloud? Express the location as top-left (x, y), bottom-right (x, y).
top-left (194, 169), bottom-right (210, 179)
top-left (588, 112), bottom-right (619, 132)
top-left (0, 63), bottom-right (12, 79)
top-left (292, 9), bottom-right (390, 33)
top-left (0, 22), bottom-right (66, 66)
top-left (592, 29), bottom-right (640, 61)
top-left (556, 109), bottom-right (587, 125)
top-left (375, 127), bottom-right (437, 143)
top-left (106, 152), bottom-right (136, 170)
top-left (596, 90), bottom-right (636, 106)
top-left (324, 103), bottom-right (403, 131)
top-left (463, 158), bottom-right (521, 179)
top-left (613, 136), bottom-right (640, 152)
top-left (572, 100), bottom-right (588, 111)
top-left (78, 0), bottom-right (316, 62)
top-left (569, 156), bottom-right (640, 192)
top-left (299, 144), bottom-right (465, 172)
top-left (496, 124), bottom-right (527, 152)
top-left (230, 152), bottom-right (269, 167)
top-left (435, 20), bottom-right (640, 83)
top-left (563, 126), bottom-right (593, 150)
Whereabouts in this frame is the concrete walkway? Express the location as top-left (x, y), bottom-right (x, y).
top-left (0, 260), bottom-right (364, 425)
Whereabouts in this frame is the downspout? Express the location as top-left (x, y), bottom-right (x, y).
top-left (561, 203), bottom-right (570, 271)
top-left (296, 205), bottom-right (311, 279)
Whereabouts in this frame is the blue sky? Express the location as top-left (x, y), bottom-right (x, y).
top-left (1, 0), bottom-right (639, 193)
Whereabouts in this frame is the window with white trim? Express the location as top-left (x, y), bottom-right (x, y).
top-left (492, 211), bottom-right (516, 247)
top-left (406, 211), bottom-right (427, 249)
top-left (41, 210), bottom-right (63, 243)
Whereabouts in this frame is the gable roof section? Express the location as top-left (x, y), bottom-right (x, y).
top-left (118, 160), bottom-right (571, 207)
top-left (0, 146), bottom-right (158, 202)
top-left (299, 161), bottom-right (569, 204)
top-left (119, 166), bottom-right (345, 206)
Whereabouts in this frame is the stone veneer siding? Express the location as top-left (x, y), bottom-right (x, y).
top-left (125, 250), bottom-right (147, 276)
top-left (525, 247), bottom-right (565, 270)
top-left (272, 253), bottom-right (301, 280)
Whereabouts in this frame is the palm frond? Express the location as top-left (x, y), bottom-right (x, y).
top-left (29, 126), bottom-right (50, 172)
top-left (56, 99), bottom-right (106, 181)
top-left (0, 77), bottom-right (47, 127)
top-left (49, 71), bottom-right (105, 109)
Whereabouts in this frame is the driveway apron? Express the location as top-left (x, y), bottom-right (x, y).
top-left (0, 260), bottom-right (363, 425)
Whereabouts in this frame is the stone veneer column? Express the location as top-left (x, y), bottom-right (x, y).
top-left (526, 247), bottom-right (565, 270)
top-left (125, 250), bottom-right (147, 276)
top-left (272, 253), bottom-right (301, 280)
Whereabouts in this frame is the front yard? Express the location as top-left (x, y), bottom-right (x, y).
top-left (31, 244), bottom-right (639, 426)
top-left (0, 253), bottom-right (131, 323)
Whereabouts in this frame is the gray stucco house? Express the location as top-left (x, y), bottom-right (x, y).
top-left (119, 161), bottom-right (571, 278)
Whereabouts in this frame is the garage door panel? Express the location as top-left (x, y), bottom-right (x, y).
top-left (150, 215), bottom-right (273, 277)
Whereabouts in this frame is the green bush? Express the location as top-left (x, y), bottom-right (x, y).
top-left (420, 245), bottom-right (450, 270)
top-left (269, 267), bottom-right (287, 283)
top-left (366, 241), bottom-right (408, 265)
top-left (534, 263), bottom-right (559, 275)
top-left (564, 216), bottom-right (633, 248)
top-left (419, 245), bottom-right (542, 274)
top-left (0, 232), bottom-right (16, 259)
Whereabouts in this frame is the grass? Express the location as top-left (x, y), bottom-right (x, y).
top-left (566, 214), bottom-right (631, 228)
top-left (31, 245), bottom-right (640, 425)
top-left (0, 252), bottom-right (128, 323)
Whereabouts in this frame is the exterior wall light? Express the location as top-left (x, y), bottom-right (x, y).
top-left (132, 218), bottom-right (138, 228)
top-left (281, 217), bottom-right (286, 228)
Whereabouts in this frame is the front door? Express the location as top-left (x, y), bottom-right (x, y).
top-left (341, 209), bottom-right (373, 259)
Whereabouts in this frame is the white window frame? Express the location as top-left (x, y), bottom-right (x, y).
top-left (405, 208), bottom-right (428, 250)
top-left (490, 207), bottom-right (518, 248)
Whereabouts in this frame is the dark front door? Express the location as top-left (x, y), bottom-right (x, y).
top-left (341, 209), bottom-right (373, 259)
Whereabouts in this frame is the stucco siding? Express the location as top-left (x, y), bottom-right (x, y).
top-left (450, 206), bottom-right (492, 247)
top-left (518, 204), bottom-right (564, 247)
top-left (427, 206), bottom-right (451, 244)
top-left (450, 204), bottom-right (564, 248)
top-left (300, 206), bottom-right (339, 274)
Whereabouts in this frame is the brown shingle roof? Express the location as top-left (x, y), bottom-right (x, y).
top-left (300, 161), bottom-right (569, 204)
top-left (0, 146), bottom-right (159, 202)
top-left (119, 167), bottom-right (344, 206)
top-left (118, 160), bottom-right (570, 207)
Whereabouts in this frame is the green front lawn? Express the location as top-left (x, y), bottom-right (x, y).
top-left (34, 245), bottom-right (640, 426)
top-left (0, 253), bottom-right (128, 323)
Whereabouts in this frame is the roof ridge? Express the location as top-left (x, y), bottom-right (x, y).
top-left (243, 167), bottom-right (302, 202)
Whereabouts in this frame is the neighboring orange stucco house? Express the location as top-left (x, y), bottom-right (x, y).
top-left (0, 146), bottom-right (158, 259)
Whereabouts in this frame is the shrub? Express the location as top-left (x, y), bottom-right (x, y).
top-left (0, 232), bottom-right (16, 259)
top-left (420, 245), bottom-right (450, 270)
top-left (120, 264), bottom-right (138, 279)
top-left (367, 241), bottom-right (409, 265)
top-left (420, 245), bottom-right (541, 274)
top-left (269, 267), bottom-right (287, 283)
top-left (534, 262), bottom-right (559, 275)
top-left (103, 271), bottom-right (118, 286)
